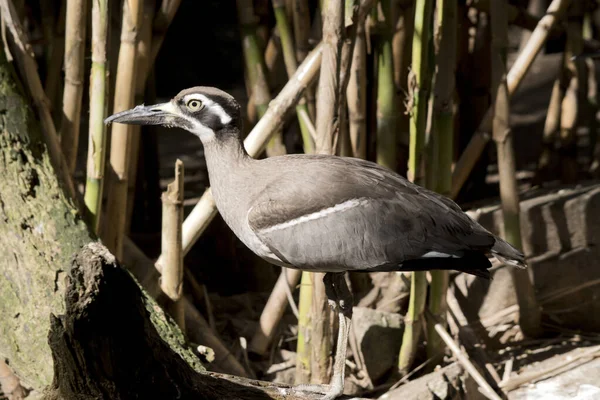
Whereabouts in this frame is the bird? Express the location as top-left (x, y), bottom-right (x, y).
top-left (106, 86), bottom-right (526, 399)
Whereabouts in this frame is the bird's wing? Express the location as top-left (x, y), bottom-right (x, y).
top-left (247, 155), bottom-right (495, 272)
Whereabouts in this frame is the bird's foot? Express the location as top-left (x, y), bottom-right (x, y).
top-left (288, 381), bottom-right (344, 400)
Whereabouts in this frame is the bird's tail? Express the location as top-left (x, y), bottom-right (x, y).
top-left (491, 237), bottom-right (527, 268)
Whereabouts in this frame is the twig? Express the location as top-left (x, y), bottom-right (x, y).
top-left (425, 309), bottom-right (503, 400)
top-left (0, 0), bottom-right (77, 201)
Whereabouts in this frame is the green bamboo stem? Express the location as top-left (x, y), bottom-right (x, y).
top-left (426, 0), bottom-right (456, 364)
top-left (376, 0), bottom-right (397, 170)
top-left (398, 0), bottom-right (433, 375)
top-left (406, 0), bottom-right (433, 185)
top-left (237, 0), bottom-right (286, 156)
top-left (295, 271), bottom-right (313, 384)
top-left (83, 0), bottom-right (108, 233)
top-left (490, 0), bottom-right (542, 338)
top-left (272, 0), bottom-right (314, 154)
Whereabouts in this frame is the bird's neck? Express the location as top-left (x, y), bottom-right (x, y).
top-left (202, 128), bottom-right (252, 187)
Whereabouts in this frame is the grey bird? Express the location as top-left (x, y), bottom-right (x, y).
top-left (106, 86), bottom-right (526, 399)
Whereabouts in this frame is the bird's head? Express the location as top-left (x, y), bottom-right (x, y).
top-left (105, 86), bottom-right (241, 143)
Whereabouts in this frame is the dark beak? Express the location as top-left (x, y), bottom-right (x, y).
top-left (104, 102), bottom-right (176, 125)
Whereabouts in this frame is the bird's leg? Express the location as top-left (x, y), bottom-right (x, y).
top-left (291, 272), bottom-right (353, 400)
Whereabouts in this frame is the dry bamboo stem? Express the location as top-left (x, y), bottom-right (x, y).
top-left (425, 309), bottom-right (503, 400)
top-left (491, 0), bottom-right (542, 338)
top-left (161, 160), bottom-right (185, 330)
top-left (314, 0), bottom-right (344, 154)
top-left (0, 0), bottom-right (77, 201)
top-left (160, 160), bottom-right (184, 301)
top-left (559, 16), bottom-right (583, 183)
top-left (535, 78), bottom-right (563, 182)
top-left (125, 0), bottom-right (156, 234)
top-left (426, 0), bottom-right (457, 365)
top-left (0, 359), bottom-right (26, 400)
top-left (249, 268), bottom-right (303, 355)
top-left (310, 0), bottom-right (345, 384)
top-left (347, 22), bottom-right (367, 159)
top-left (83, 0), bottom-right (109, 233)
top-left (237, 0), bottom-right (286, 157)
top-left (154, 43), bottom-right (323, 266)
top-left (60, 0), bottom-right (88, 174)
top-left (450, 0), bottom-right (572, 200)
top-left (103, 0), bottom-right (144, 259)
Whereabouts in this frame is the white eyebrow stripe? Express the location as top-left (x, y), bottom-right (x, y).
top-left (183, 93), bottom-right (232, 125)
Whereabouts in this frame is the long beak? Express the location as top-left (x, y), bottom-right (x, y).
top-left (104, 102), bottom-right (178, 125)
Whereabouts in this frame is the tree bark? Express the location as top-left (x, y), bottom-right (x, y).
top-left (46, 243), bottom-right (307, 399)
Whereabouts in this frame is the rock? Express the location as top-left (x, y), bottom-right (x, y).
top-left (352, 307), bottom-right (404, 383)
top-left (456, 182), bottom-right (600, 332)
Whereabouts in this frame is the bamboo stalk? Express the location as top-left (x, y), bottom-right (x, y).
top-left (295, 270), bottom-right (313, 384)
top-left (309, 0), bottom-right (345, 385)
top-left (491, 0), bottom-right (542, 339)
top-left (392, 0), bottom-right (414, 177)
top-left (150, 0), bottom-right (182, 63)
top-left (558, 16), bottom-right (583, 184)
top-left (291, 0), bottom-right (315, 120)
top-left (125, 0), bottom-right (155, 234)
top-left (60, 0), bottom-right (88, 174)
top-left (346, 22), bottom-right (367, 159)
top-left (249, 268), bottom-right (302, 356)
top-left (534, 78), bottom-right (563, 184)
top-left (161, 160), bottom-right (185, 329)
top-left (376, 0), bottom-right (397, 170)
top-left (0, 0), bottom-right (77, 201)
top-left (450, 0), bottom-right (572, 200)
top-left (237, 0), bottom-right (286, 157)
top-left (83, 0), bottom-right (109, 233)
top-left (44, 0), bottom-right (66, 118)
top-left (398, 0), bottom-right (433, 376)
top-left (426, 0), bottom-right (456, 364)
top-left (314, 0), bottom-right (344, 154)
top-left (272, 0), bottom-right (314, 153)
top-left (103, 0), bottom-right (144, 259)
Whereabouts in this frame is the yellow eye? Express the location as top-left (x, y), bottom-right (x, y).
top-left (186, 99), bottom-right (203, 111)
